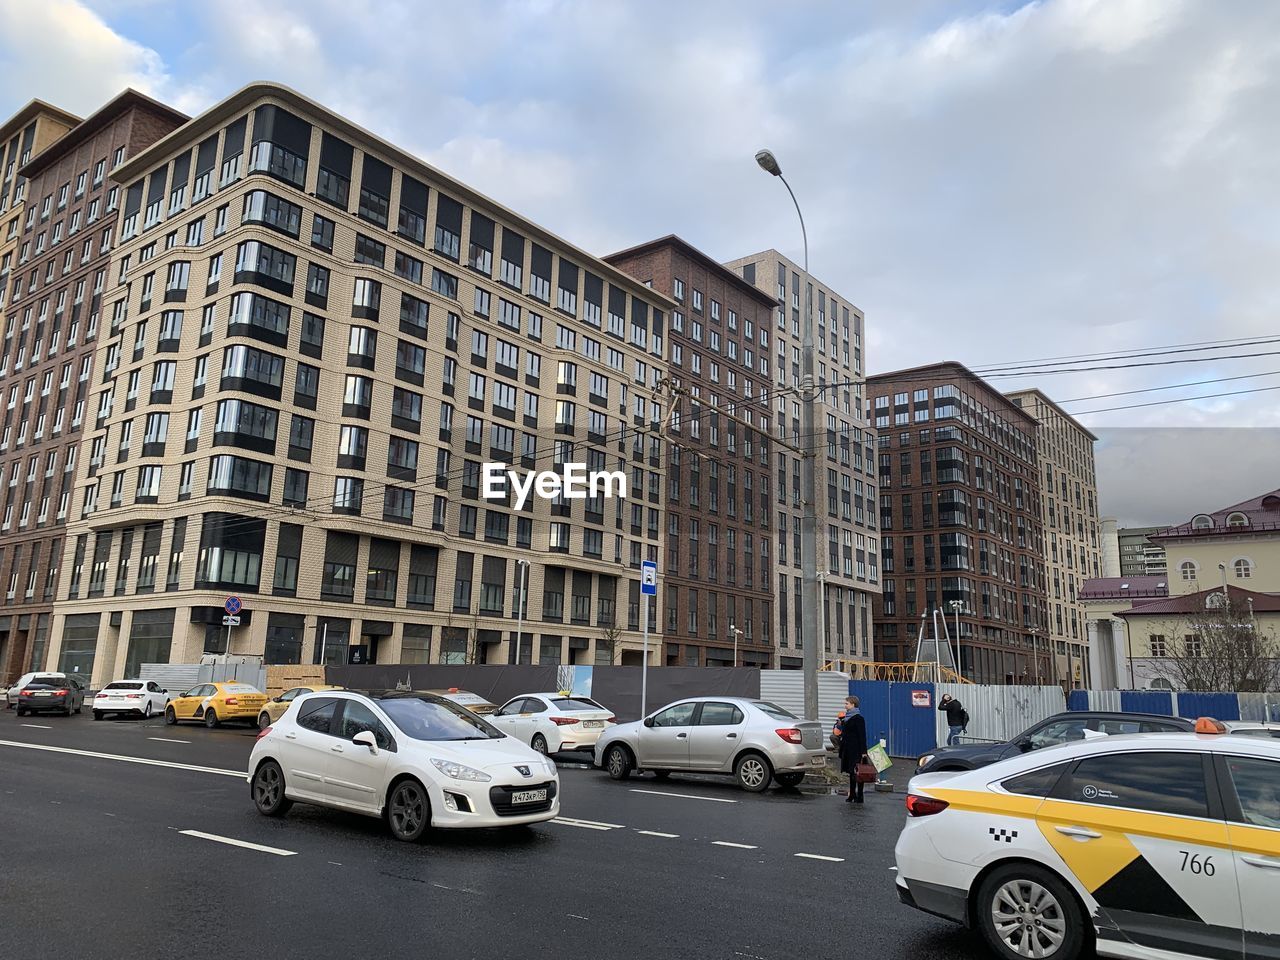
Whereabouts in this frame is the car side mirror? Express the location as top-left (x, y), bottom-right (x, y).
top-left (1014, 737), bottom-right (1032, 752)
top-left (353, 730), bottom-right (378, 753)
top-left (162, 690), bottom-right (168, 695)
top-left (643, 717), bottom-right (656, 728)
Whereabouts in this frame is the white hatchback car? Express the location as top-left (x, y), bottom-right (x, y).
top-left (490, 693), bottom-right (616, 755)
top-left (92, 680), bottom-right (170, 720)
top-left (249, 689), bottom-right (560, 840)
top-left (894, 721), bottom-right (1280, 960)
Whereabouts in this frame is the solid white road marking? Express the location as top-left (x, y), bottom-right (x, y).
top-left (179, 830), bottom-right (296, 857)
top-left (20, 724), bottom-right (51, 729)
top-left (0, 739), bottom-right (244, 778)
top-left (551, 816), bottom-right (625, 830)
top-left (636, 830), bottom-right (680, 838)
top-left (712, 841), bottom-right (758, 849)
top-left (630, 788), bottom-right (738, 804)
top-left (148, 737), bottom-right (191, 744)
top-left (795, 853), bottom-right (844, 862)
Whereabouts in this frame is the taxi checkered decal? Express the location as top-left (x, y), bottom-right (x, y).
top-left (989, 827), bottom-right (1018, 843)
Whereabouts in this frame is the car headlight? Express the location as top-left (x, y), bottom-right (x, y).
top-left (918, 754), bottom-right (935, 768)
top-left (429, 758), bottom-right (492, 782)
top-left (543, 757), bottom-right (558, 777)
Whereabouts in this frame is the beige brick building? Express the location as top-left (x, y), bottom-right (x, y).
top-left (45, 83), bottom-right (673, 687)
top-left (1005, 388), bottom-right (1101, 688)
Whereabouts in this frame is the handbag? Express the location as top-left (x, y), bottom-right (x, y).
top-left (855, 761), bottom-right (877, 784)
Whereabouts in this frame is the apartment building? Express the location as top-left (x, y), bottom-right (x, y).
top-left (44, 82), bottom-right (671, 688)
top-left (606, 236), bottom-right (776, 667)
top-left (1006, 388), bottom-right (1101, 688)
top-left (0, 91), bottom-right (186, 685)
top-left (723, 250), bottom-right (877, 668)
top-left (1116, 525), bottom-right (1168, 577)
top-left (868, 363), bottom-right (1048, 685)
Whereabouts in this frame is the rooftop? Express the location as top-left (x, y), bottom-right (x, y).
top-left (0, 99), bottom-right (81, 148)
top-left (1151, 488), bottom-right (1280, 542)
top-left (604, 235), bottom-right (780, 309)
top-left (1004, 387), bottom-right (1099, 441)
top-left (1115, 584), bottom-right (1280, 618)
top-left (1079, 576), bottom-right (1169, 601)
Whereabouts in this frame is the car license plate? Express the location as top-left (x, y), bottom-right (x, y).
top-left (583, 720), bottom-right (603, 728)
top-left (35, 691), bottom-right (53, 697)
top-left (510, 789), bottom-right (547, 804)
top-left (810, 756), bottom-right (825, 766)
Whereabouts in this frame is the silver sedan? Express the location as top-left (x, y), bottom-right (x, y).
top-left (593, 697), bottom-right (825, 792)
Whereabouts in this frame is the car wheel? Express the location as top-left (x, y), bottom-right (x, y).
top-left (15, 706), bottom-right (25, 717)
top-left (74, 703), bottom-right (82, 715)
top-left (251, 760), bottom-right (293, 817)
top-left (977, 863), bottom-right (1086, 960)
top-left (387, 779), bottom-right (431, 842)
top-left (258, 712), bottom-right (272, 731)
top-left (531, 734), bottom-right (549, 755)
top-left (164, 706), bottom-right (177, 725)
top-left (204, 709), bottom-right (219, 729)
top-left (604, 744), bottom-right (633, 781)
top-left (142, 701), bottom-right (152, 719)
top-left (775, 771), bottom-right (805, 788)
top-left (652, 770), bottom-right (671, 781)
top-left (93, 710), bottom-right (103, 721)
top-left (734, 752), bottom-right (772, 792)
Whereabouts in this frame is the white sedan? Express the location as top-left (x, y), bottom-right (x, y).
top-left (249, 689), bottom-right (559, 840)
top-left (894, 719), bottom-right (1280, 960)
top-left (93, 680), bottom-right (170, 720)
top-left (490, 693), bottom-right (616, 755)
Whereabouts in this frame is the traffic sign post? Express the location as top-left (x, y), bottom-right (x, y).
top-left (640, 561), bottom-right (658, 718)
top-left (223, 596), bottom-right (243, 655)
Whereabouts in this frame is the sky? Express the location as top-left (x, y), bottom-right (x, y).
top-left (1, 0), bottom-right (1276, 527)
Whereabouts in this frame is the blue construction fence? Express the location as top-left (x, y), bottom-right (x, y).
top-left (1067, 689), bottom-right (1280, 722)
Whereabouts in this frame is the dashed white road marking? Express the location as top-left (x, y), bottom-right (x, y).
top-left (734, 952), bottom-right (769, 959)
top-left (568, 914), bottom-right (590, 921)
top-left (0, 739), bottom-right (244, 778)
top-left (636, 830), bottom-right (680, 838)
top-left (179, 830), bottom-right (296, 857)
top-left (551, 816), bottom-right (625, 830)
top-left (795, 853), bottom-right (844, 862)
top-left (630, 788), bottom-right (738, 804)
top-left (328, 861), bottom-right (342, 866)
top-left (712, 841), bottom-right (758, 850)
top-left (20, 724), bottom-right (51, 729)
top-left (148, 737), bottom-right (191, 744)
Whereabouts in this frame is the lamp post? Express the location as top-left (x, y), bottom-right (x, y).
top-left (947, 599), bottom-right (964, 681)
top-left (729, 624), bottom-right (744, 667)
top-left (816, 571), bottom-right (829, 669)
top-left (515, 559), bottom-right (529, 665)
top-left (756, 147), bottom-right (820, 723)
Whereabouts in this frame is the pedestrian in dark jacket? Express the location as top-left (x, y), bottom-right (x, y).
top-left (837, 695), bottom-right (869, 804)
top-left (939, 694), bottom-right (967, 746)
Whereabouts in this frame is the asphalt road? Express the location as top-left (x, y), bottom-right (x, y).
top-left (0, 709), bottom-right (990, 960)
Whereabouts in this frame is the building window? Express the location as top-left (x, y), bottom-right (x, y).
top-left (1234, 558), bottom-right (1252, 579)
top-left (1179, 560), bottom-right (1197, 582)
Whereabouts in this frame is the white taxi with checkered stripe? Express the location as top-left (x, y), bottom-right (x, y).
top-left (894, 719), bottom-right (1280, 960)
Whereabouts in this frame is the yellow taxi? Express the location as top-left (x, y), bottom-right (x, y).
top-left (164, 682), bottom-right (269, 729)
top-left (895, 718), bottom-right (1280, 960)
top-left (256, 684), bottom-right (344, 730)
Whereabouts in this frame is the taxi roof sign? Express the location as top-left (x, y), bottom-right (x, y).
top-left (1194, 716), bottom-right (1227, 734)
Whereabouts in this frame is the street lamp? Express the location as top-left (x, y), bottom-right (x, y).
top-left (947, 599), bottom-right (964, 681)
top-left (729, 624), bottom-right (744, 667)
top-left (515, 559), bottom-right (529, 665)
top-left (756, 146), bottom-right (820, 723)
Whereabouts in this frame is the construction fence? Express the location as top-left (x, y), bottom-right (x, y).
top-left (1067, 689), bottom-right (1280, 722)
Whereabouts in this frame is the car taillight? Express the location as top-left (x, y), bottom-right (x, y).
top-left (53, 689), bottom-right (69, 696)
top-left (606, 716), bottom-right (617, 724)
top-left (550, 716), bottom-right (580, 726)
top-left (225, 697), bottom-right (238, 705)
top-left (905, 794), bottom-right (950, 817)
top-left (775, 728), bottom-right (804, 744)
top-left (125, 694), bottom-right (143, 699)
top-left (256, 725), bottom-right (272, 740)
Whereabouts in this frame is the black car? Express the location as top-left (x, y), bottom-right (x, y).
top-left (914, 710), bottom-right (1195, 773)
top-left (16, 675), bottom-right (87, 717)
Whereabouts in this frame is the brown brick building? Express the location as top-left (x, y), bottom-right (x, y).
top-left (607, 236), bottom-right (775, 666)
top-left (0, 90), bottom-right (186, 683)
top-left (868, 362), bottom-right (1049, 684)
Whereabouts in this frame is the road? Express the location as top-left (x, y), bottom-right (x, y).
top-left (0, 709), bottom-right (989, 960)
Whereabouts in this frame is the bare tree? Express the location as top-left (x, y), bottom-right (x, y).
top-left (598, 622), bottom-right (623, 666)
top-left (1150, 597), bottom-right (1280, 692)
top-left (442, 608), bottom-right (483, 665)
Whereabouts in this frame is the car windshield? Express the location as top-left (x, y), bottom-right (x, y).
top-left (551, 697), bottom-right (603, 711)
top-left (104, 682), bottom-right (143, 690)
top-left (751, 701), bottom-right (797, 721)
top-left (379, 696), bottom-right (505, 741)
top-left (221, 684), bottom-right (261, 695)
top-left (26, 677), bottom-right (65, 687)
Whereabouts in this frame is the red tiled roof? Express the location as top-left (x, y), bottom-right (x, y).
top-left (1115, 585), bottom-right (1280, 617)
top-left (1079, 576), bottom-right (1169, 601)
top-left (1152, 488), bottom-right (1280, 541)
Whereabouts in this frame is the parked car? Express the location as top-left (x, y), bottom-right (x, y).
top-left (914, 710), bottom-right (1195, 773)
top-left (594, 697), bottom-right (825, 792)
top-left (6, 672), bottom-right (68, 710)
top-left (164, 681), bottom-right (268, 728)
top-left (490, 693), bottom-right (616, 755)
top-left (16, 674), bottom-right (86, 717)
top-left (424, 688), bottom-right (498, 716)
top-left (895, 718), bottom-right (1280, 960)
top-left (257, 684), bottom-right (345, 730)
top-left (1225, 720), bottom-right (1280, 739)
top-left (92, 680), bottom-right (170, 720)
top-left (249, 689), bottom-right (559, 840)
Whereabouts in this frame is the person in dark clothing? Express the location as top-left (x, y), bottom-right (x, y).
top-left (837, 695), bottom-right (869, 803)
top-left (939, 694), bottom-right (967, 746)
